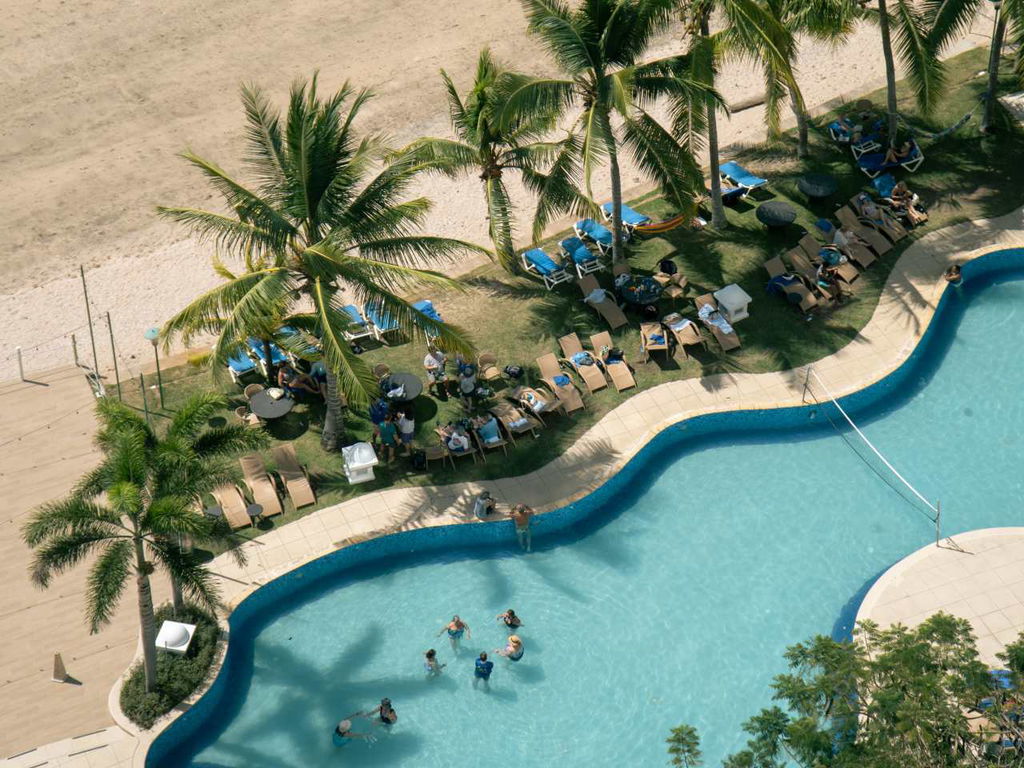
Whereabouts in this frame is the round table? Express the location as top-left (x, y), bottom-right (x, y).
top-left (248, 390), bottom-right (295, 420)
top-left (246, 503), bottom-right (263, 523)
top-left (797, 173), bottom-right (838, 200)
top-left (617, 275), bottom-right (664, 306)
top-left (755, 201), bottom-right (797, 228)
top-left (382, 372), bottom-right (423, 402)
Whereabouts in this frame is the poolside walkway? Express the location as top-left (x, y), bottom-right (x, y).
top-left (7, 207), bottom-right (1024, 768)
top-left (856, 528), bottom-right (1024, 665)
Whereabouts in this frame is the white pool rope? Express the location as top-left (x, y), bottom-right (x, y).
top-left (807, 368), bottom-right (939, 519)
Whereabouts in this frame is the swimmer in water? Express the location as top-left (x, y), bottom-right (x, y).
top-left (945, 264), bottom-right (962, 285)
top-left (496, 634), bottom-right (524, 661)
top-left (474, 651), bottom-right (494, 690)
top-left (361, 697), bottom-right (397, 726)
top-left (332, 719), bottom-right (374, 747)
top-left (496, 609), bottom-right (523, 631)
top-left (424, 648), bottom-right (447, 676)
top-left (437, 615), bottom-right (471, 650)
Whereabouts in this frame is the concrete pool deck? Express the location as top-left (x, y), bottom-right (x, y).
top-left (6, 206), bottom-right (1024, 768)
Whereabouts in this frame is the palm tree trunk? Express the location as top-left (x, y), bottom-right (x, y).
top-left (171, 576), bottom-right (184, 615)
top-left (607, 134), bottom-right (626, 263)
top-left (877, 0), bottom-right (900, 147)
top-left (791, 89), bottom-right (809, 158)
top-left (133, 538), bottom-right (159, 692)
top-left (700, 14), bottom-right (727, 229)
top-left (261, 339), bottom-right (276, 383)
top-left (320, 369), bottom-right (344, 452)
top-left (981, 9), bottom-right (1007, 133)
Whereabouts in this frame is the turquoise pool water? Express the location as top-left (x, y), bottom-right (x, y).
top-left (161, 258), bottom-right (1024, 767)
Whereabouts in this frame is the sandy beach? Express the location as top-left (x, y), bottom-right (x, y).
top-left (0, 0), bottom-right (993, 378)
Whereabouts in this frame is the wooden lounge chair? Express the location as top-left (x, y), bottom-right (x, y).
top-left (798, 234), bottom-right (861, 285)
top-left (557, 333), bottom-right (609, 393)
top-left (578, 274), bottom-right (628, 330)
top-left (653, 271), bottom-right (688, 299)
top-left (477, 352), bottom-right (502, 382)
top-left (790, 247), bottom-right (859, 289)
top-left (536, 353), bottom-right (585, 414)
top-left (210, 484), bottom-right (252, 530)
top-left (694, 294), bottom-right (741, 351)
top-left (849, 194), bottom-right (908, 241)
top-left (661, 313), bottom-right (706, 359)
top-left (589, 331), bottom-right (636, 391)
top-left (435, 426), bottom-right (479, 464)
top-left (473, 422), bottom-right (509, 458)
top-left (836, 207), bottom-right (893, 255)
top-left (764, 257), bottom-right (819, 313)
top-left (825, 226), bottom-right (877, 269)
top-left (490, 401), bottom-right (542, 442)
top-left (640, 322), bottom-right (670, 362)
top-left (271, 443), bottom-right (316, 509)
top-left (510, 386), bottom-right (557, 422)
top-left (238, 454), bottom-right (284, 517)
top-left (784, 249), bottom-right (842, 303)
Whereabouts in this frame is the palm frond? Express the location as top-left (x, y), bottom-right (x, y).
top-left (521, 0), bottom-right (600, 75)
top-left (621, 110), bottom-right (703, 212)
top-left (440, 68), bottom-right (473, 141)
top-left (923, 0), bottom-right (983, 54)
top-left (28, 525), bottom-right (119, 588)
top-left (386, 138), bottom-right (480, 176)
top-left (521, 133), bottom-right (592, 241)
top-left (345, 236), bottom-right (490, 268)
top-left (240, 82), bottom-right (288, 199)
top-left (23, 497), bottom-right (123, 548)
top-left (484, 175), bottom-right (518, 272)
top-left (495, 74), bottom-right (577, 133)
top-left (310, 279), bottom-right (378, 408)
top-left (85, 540), bottom-right (133, 632)
top-left (152, 543), bottom-right (223, 613)
top-left (155, 207), bottom-right (289, 260)
top-left (167, 392), bottom-right (226, 442)
top-left (598, 0), bottom-right (676, 67)
top-left (891, 0), bottom-right (945, 113)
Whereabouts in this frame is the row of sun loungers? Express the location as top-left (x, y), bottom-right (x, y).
top-left (209, 444), bottom-right (317, 529)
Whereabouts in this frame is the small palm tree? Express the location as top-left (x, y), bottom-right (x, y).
top-left (23, 394), bottom-right (260, 692)
top-left (393, 49), bottom-right (559, 272)
top-left (159, 77), bottom-right (485, 449)
top-left (499, 0), bottom-right (709, 262)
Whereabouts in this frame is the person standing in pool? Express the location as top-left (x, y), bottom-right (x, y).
top-left (496, 609), bottom-right (522, 631)
top-left (510, 504), bottom-right (534, 551)
top-left (424, 648), bottom-right (447, 676)
top-left (333, 719), bottom-right (374, 747)
top-left (496, 635), bottom-right (524, 661)
top-left (438, 615), bottom-right (471, 651)
top-left (474, 651), bottom-right (494, 689)
top-left (361, 697), bottom-right (397, 726)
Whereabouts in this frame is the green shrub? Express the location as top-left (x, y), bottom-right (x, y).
top-left (186, 351), bottom-right (211, 368)
top-left (119, 603), bottom-right (221, 729)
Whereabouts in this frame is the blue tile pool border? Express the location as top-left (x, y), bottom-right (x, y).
top-left (145, 247), bottom-right (1024, 767)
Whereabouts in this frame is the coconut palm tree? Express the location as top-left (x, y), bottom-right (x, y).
top-left (22, 394), bottom-right (259, 692)
top-left (678, 0), bottom-right (803, 226)
top-left (498, 0), bottom-right (710, 262)
top-left (392, 49), bottom-right (560, 272)
top-left (159, 77), bottom-right (484, 450)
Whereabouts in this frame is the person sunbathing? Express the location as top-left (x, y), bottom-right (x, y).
top-left (855, 194), bottom-right (904, 239)
top-left (890, 181), bottom-right (928, 226)
top-left (884, 140), bottom-right (916, 165)
top-left (276, 364), bottom-right (320, 396)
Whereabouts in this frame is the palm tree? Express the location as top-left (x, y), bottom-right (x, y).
top-left (679, 0), bottom-right (803, 226)
top-left (498, 0), bottom-right (709, 261)
top-left (392, 49), bottom-right (559, 272)
top-left (158, 77), bottom-right (484, 450)
top-left (22, 394), bottom-right (259, 692)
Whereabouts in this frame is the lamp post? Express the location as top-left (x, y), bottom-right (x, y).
top-left (144, 327), bottom-right (165, 409)
top-left (981, 0), bottom-right (1006, 134)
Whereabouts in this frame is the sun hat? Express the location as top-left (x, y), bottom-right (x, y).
top-left (509, 635), bottom-right (521, 645)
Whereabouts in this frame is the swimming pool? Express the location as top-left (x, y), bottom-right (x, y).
top-left (150, 249), bottom-right (1024, 767)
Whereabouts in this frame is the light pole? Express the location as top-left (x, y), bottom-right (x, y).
top-left (144, 327), bottom-right (165, 409)
top-left (981, 0), bottom-right (1006, 134)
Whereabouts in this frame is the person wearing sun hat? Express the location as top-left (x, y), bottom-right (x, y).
top-left (496, 634), bottom-right (525, 661)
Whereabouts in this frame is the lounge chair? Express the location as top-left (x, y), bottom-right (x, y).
top-left (849, 193), bottom-right (908, 242)
top-left (510, 385), bottom-right (557, 423)
top-left (271, 444), bottom-right (316, 509)
top-left (850, 133), bottom-right (883, 159)
top-left (574, 218), bottom-right (615, 254)
top-left (362, 301), bottom-right (402, 344)
top-left (238, 454), bottom-right (284, 518)
top-left (695, 294), bottom-right (741, 351)
top-left (522, 248), bottom-right (573, 290)
top-left (589, 331), bottom-right (636, 391)
top-left (600, 202), bottom-right (651, 232)
top-left (435, 426), bottom-right (479, 464)
top-left (764, 257), bottom-right (819, 313)
top-left (558, 333), bottom-right (609, 393)
top-left (661, 312), bottom-right (707, 359)
top-left (473, 415), bottom-right (509, 457)
top-left (490, 401), bottom-right (542, 441)
top-left (784, 248), bottom-right (839, 303)
top-left (857, 144), bottom-right (924, 177)
top-left (561, 236), bottom-right (603, 278)
top-left (639, 322), bottom-right (670, 363)
top-left (227, 349), bottom-right (257, 385)
top-left (653, 270), bottom-right (688, 300)
top-left (798, 234), bottom-right (860, 285)
top-left (719, 161), bottom-right (768, 192)
top-left (815, 219), bottom-right (877, 270)
top-left (578, 274), bottom-right (628, 330)
top-left (536, 352), bottom-right (585, 414)
top-left (720, 182), bottom-right (748, 205)
top-left (340, 305), bottom-right (376, 342)
top-left (835, 207), bottom-right (894, 256)
top-left (246, 337), bottom-right (290, 379)
top-left (412, 299), bottom-right (443, 342)
top-left (477, 352), bottom-right (502, 382)
top-left (210, 484), bottom-right (252, 530)
top-left (872, 173), bottom-right (897, 199)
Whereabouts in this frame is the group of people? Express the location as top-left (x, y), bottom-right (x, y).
top-left (373, 409), bottom-right (416, 462)
top-left (333, 609), bottom-right (528, 746)
top-left (424, 346), bottom-right (492, 410)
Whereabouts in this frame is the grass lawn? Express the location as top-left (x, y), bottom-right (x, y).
top-left (124, 47), bottom-right (1024, 541)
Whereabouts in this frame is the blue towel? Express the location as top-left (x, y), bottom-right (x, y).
top-left (227, 350), bottom-right (255, 373)
top-left (524, 248), bottom-right (560, 275)
top-left (561, 237), bottom-right (594, 265)
top-left (576, 218), bottom-right (613, 246)
top-left (649, 333), bottom-right (666, 344)
top-left (553, 374), bottom-right (571, 387)
top-left (571, 351), bottom-right (594, 366)
top-left (246, 338), bottom-right (289, 365)
top-left (719, 161), bottom-right (767, 189)
top-left (477, 417), bottom-right (500, 443)
top-left (815, 218), bottom-right (835, 236)
top-left (873, 173), bottom-right (897, 198)
top-left (600, 202), bottom-right (650, 226)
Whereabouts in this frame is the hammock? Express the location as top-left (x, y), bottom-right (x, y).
top-left (634, 214), bottom-right (689, 236)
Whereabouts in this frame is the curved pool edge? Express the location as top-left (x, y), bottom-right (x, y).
top-left (141, 232), bottom-right (1024, 767)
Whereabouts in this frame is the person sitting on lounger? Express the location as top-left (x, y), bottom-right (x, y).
top-left (884, 140), bottom-right (916, 165)
top-left (856, 194), bottom-right (903, 239)
top-left (277, 364), bottom-right (320, 397)
top-left (816, 264), bottom-right (845, 303)
top-left (444, 424), bottom-right (471, 453)
top-left (473, 414), bottom-right (502, 447)
top-left (890, 181), bottom-right (928, 226)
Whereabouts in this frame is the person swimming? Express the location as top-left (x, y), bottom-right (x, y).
top-left (424, 648), bottom-right (447, 676)
top-left (496, 635), bottom-right (524, 661)
top-left (332, 719), bottom-right (373, 747)
top-left (437, 615), bottom-right (471, 650)
top-left (365, 697), bottom-right (397, 726)
top-left (496, 609), bottom-right (523, 631)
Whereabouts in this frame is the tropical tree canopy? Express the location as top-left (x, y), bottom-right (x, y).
top-left (498, 0), bottom-right (712, 258)
top-left (392, 48), bottom-right (562, 272)
top-left (158, 76), bottom-right (485, 439)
